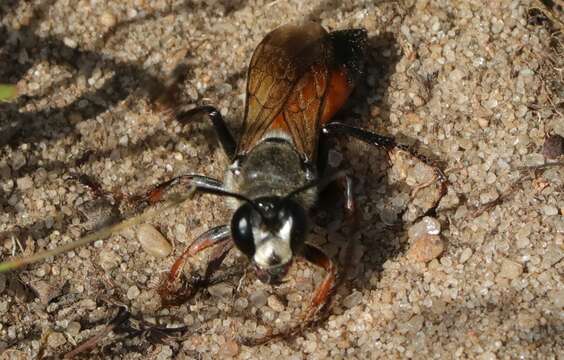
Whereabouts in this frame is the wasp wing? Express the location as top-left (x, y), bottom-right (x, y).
top-left (282, 28), bottom-right (367, 160)
top-left (238, 22), bottom-right (328, 155)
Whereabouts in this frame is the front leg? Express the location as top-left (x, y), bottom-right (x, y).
top-left (142, 174), bottom-right (224, 206)
top-left (322, 122), bottom-right (447, 214)
top-left (159, 225), bottom-right (232, 306)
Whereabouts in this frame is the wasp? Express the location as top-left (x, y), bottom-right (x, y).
top-left (142, 22), bottom-right (446, 344)
top-left (0, 22), bottom-right (446, 346)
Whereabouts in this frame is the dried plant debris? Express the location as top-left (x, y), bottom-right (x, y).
top-left (1, 0), bottom-right (563, 358)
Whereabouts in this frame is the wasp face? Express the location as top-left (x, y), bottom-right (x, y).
top-left (231, 197), bottom-right (307, 284)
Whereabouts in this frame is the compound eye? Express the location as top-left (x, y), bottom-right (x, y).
top-left (231, 204), bottom-right (256, 257)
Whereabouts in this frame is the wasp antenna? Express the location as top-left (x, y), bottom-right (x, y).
top-left (286, 170), bottom-right (349, 200)
top-left (0, 187), bottom-right (197, 273)
top-left (197, 186), bottom-right (267, 218)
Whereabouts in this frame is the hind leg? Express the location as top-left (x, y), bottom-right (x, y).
top-left (322, 122), bottom-right (447, 215)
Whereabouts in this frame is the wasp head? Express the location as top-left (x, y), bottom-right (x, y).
top-left (231, 196), bottom-right (307, 284)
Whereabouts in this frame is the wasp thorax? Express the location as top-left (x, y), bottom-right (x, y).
top-left (224, 140), bottom-right (317, 210)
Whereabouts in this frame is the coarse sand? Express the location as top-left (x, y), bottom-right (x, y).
top-left (0, 0), bottom-right (562, 359)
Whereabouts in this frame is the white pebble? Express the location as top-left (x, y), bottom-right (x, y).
top-left (542, 205), bottom-right (558, 216)
top-left (63, 37), bottom-right (77, 48)
top-left (343, 291), bottom-right (363, 308)
top-left (267, 295), bottom-right (285, 312)
top-left (498, 259), bottom-right (523, 279)
top-left (100, 11), bottom-right (117, 27)
top-left (459, 248), bottom-right (472, 264)
top-left (550, 289), bottom-right (563, 308)
top-left (47, 332), bottom-right (67, 348)
top-left (127, 286), bottom-right (140, 300)
top-left (408, 216), bottom-right (441, 239)
top-left (137, 224), bottom-right (172, 258)
top-left (249, 290), bottom-right (267, 307)
top-left (208, 283), bottom-right (233, 299)
top-left (16, 176), bottom-right (33, 190)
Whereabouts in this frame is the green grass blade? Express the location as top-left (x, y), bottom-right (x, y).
top-left (0, 84), bottom-right (18, 102)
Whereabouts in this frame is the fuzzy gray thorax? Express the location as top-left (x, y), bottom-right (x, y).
top-left (224, 139), bottom-right (317, 209)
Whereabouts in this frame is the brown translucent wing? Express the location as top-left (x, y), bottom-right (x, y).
top-left (281, 62), bottom-right (330, 160)
top-left (238, 22), bottom-right (328, 155)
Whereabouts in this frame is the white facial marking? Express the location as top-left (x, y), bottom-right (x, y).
top-left (253, 218), bottom-right (293, 269)
top-left (278, 217), bottom-right (292, 241)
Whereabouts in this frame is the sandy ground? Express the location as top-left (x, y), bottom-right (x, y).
top-left (1, 0), bottom-right (563, 359)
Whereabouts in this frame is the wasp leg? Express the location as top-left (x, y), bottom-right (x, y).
top-left (239, 245), bottom-right (336, 346)
top-left (68, 173), bottom-right (124, 201)
top-left (322, 122), bottom-right (447, 214)
top-left (159, 224), bottom-right (232, 306)
top-left (302, 244), bottom-right (338, 320)
top-left (176, 106), bottom-right (236, 159)
top-left (141, 174), bottom-right (223, 206)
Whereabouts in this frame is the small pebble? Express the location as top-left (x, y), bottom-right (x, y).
top-left (542, 244), bottom-right (562, 268)
top-left (498, 259), bottom-right (523, 279)
top-left (127, 285), bottom-right (140, 300)
top-left (542, 205), bottom-right (558, 216)
top-left (67, 322), bottom-right (81, 336)
top-left (16, 176), bottom-right (33, 190)
top-left (459, 248), bottom-right (472, 264)
top-left (518, 311), bottom-right (538, 330)
top-left (208, 283), bottom-right (233, 299)
top-left (137, 224), bottom-right (172, 258)
top-left (234, 298), bottom-right (248, 311)
top-left (100, 11), bottom-right (117, 27)
top-left (30, 281), bottom-right (63, 304)
top-left (47, 332), bottom-right (67, 348)
top-left (408, 217), bottom-right (441, 239)
top-left (249, 290), bottom-right (267, 307)
top-left (267, 295), bottom-right (285, 312)
top-left (343, 291), bottom-right (363, 308)
top-left (407, 234), bottom-right (444, 262)
top-left (477, 117), bottom-right (489, 128)
top-left (63, 37), bottom-right (77, 48)
top-left (223, 339), bottom-right (239, 357)
top-left (479, 352), bottom-right (497, 360)
top-left (550, 289), bottom-right (563, 308)
top-left (515, 226), bottom-right (531, 248)
top-left (79, 299), bottom-right (97, 310)
top-left (12, 151), bottom-right (26, 170)
top-left (542, 134), bottom-right (563, 159)
top-left (99, 249), bottom-right (120, 270)
top-left (304, 340), bottom-right (318, 353)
